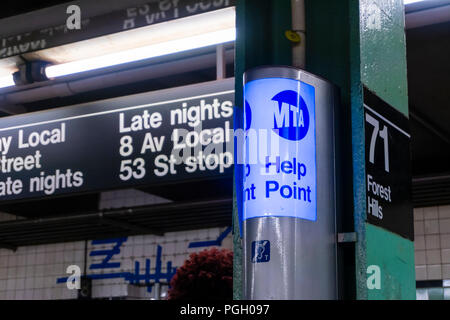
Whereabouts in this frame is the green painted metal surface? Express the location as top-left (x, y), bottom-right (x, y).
top-left (305, 0), bottom-right (362, 300)
top-left (360, 0), bottom-right (409, 116)
top-left (365, 224), bottom-right (416, 300)
top-left (359, 0), bottom-right (414, 300)
top-left (232, 174), bottom-right (243, 300)
top-left (305, 0), bottom-right (413, 299)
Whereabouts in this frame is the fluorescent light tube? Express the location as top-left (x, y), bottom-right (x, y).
top-left (45, 28), bottom-right (235, 78)
top-left (404, 0), bottom-right (426, 4)
top-left (45, 7), bottom-right (236, 79)
top-left (0, 75), bottom-right (14, 89)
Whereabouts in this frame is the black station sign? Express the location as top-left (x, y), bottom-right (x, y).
top-left (0, 79), bottom-right (234, 202)
top-left (364, 86), bottom-right (413, 240)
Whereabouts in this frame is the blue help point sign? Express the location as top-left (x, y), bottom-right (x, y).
top-left (242, 77), bottom-right (317, 221)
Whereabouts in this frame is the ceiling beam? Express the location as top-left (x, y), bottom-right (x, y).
top-left (406, 4), bottom-right (450, 29)
top-left (410, 108), bottom-right (450, 146)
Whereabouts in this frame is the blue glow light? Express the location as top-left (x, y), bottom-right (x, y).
top-left (242, 77), bottom-right (317, 221)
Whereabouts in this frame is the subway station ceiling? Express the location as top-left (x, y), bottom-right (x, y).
top-left (407, 20), bottom-right (450, 177)
top-left (407, 15), bottom-right (450, 207)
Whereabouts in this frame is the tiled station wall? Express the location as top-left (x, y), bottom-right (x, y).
top-left (0, 226), bottom-right (232, 300)
top-left (0, 189), bottom-right (232, 300)
top-left (2, 191), bottom-right (449, 299)
top-left (414, 205), bottom-right (450, 281)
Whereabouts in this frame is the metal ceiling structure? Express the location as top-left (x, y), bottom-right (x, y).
top-left (407, 18), bottom-right (450, 176)
top-left (412, 175), bottom-right (450, 208)
top-left (0, 198), bottom-right (232, 251)
top-left (406, 1), bottom-right (450, 209)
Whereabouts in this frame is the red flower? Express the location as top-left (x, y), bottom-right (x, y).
top-left (168, 248), bottom-right (233, 300)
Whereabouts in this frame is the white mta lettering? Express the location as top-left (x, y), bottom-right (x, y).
top-left (274, 102), bottom-right (304, 128)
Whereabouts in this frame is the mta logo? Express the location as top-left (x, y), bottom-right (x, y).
top-left (251, 240), bottom-right (270, 263)
top-left (272, 90), bottom-right (310, 141)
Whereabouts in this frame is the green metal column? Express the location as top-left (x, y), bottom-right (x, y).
top-left (233, 0), bottom-right (292, 300)
top-left (234, 0), bottom-right (414, 300)
top-left (304, 0), bottom-right (414, 299)
top-left (359, 0), bottom-right (414, 300)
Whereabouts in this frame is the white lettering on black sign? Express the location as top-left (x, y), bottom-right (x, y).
top-left (0, 81), bottom-right (234, 202)
top-left (363, 86), bottom-right (413, 240)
